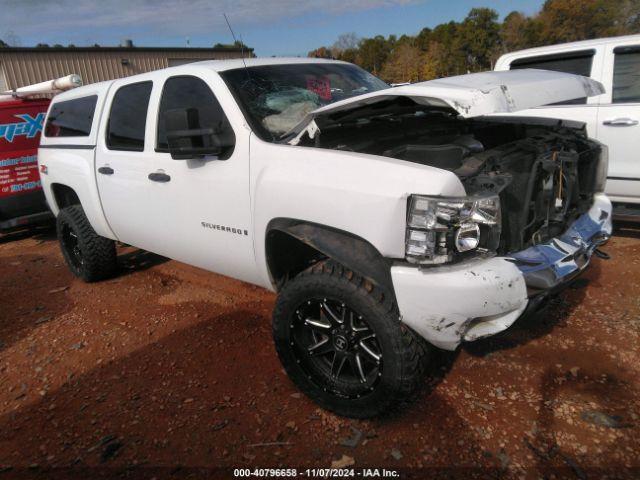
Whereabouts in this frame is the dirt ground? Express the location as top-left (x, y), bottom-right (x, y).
top-left (0, 223), bottom-right (639, 479)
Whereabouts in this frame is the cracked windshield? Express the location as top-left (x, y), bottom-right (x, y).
top-left (221, 63), bottom-right (388, 140)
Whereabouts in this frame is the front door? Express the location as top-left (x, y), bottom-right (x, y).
top-left (95, 71), bottom-right (257, 283)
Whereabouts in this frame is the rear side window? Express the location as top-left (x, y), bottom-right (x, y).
top-left (156, 76), bottom-right (233, 151)
top-left (613, 47), bottom-right (640, 104)
top-left (45, 95), bottom-right (97, 137)
top-left (510, 50), bottom-right (595, 105)
top-left (107, 81), bottom-right (152, 151)
top-left (510, 50), bottom-right (594, 76)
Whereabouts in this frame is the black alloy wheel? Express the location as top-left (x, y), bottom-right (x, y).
top-left (273, 260), bottom-right (428, 418)
top-left (290, 298), bottom-right (383, 398)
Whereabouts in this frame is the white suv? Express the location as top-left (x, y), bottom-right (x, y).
top-left (38, 59), bottom-right (612, 417)
top-left (495, 34), bottom-right (640, 220)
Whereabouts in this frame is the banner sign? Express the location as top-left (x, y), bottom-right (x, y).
top-left (0, 113), bottom-right (45, 143)
top-left (0, 153), bottom-right (40, 198)
top-left (0, 100), bottom-right (49, 199)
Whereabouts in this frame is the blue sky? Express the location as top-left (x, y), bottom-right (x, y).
top-left (1, 0), bottom-right (545, 57)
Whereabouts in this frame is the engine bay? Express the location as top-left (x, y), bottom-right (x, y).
top-left (296, 99), bottom-right (603, 254)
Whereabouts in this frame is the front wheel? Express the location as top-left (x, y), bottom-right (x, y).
top-left (56, 205), bottom-right (117, 282)
top-left (272, 261), bottom-right (428, 418)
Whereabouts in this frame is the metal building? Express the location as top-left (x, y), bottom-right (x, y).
top-left (0, 45), bottom-right (252, 91)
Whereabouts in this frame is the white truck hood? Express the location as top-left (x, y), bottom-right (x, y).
top-left (288, 69), bottom-right (603, 143)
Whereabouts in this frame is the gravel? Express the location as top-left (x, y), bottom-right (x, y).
top-left (0, 227), bottom-right (638, 476)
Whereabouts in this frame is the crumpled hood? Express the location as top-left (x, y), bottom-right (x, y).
top-left (287, 69), bottom-right (604, 142)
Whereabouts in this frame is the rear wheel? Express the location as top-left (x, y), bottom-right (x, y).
top-left (56, 205), bottom-right (117, 282)
top-left (273, 261), bottom-right (427, 418)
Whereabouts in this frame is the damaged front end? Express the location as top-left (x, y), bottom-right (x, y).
top-left (292, 99), bottom-right (611, 267)
top-left (391, 114), bottom-right (613, 296)
top-left (285, 70), bottom-right (610, 273)
top-left (286, 71), bottom-right (612, 349)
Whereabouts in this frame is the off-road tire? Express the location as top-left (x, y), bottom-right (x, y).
top-left (56, 205), bottom-right (117, 282)
top-left (273, 260), bottom-right (428, 418)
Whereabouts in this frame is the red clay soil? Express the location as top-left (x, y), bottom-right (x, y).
top-left (0, 224), bottom-right (639, 479)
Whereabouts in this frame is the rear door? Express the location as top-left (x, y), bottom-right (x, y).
top-left (595, 43), bottom-right (640, 204)
top-left (95, 77), bottom-right (156, 247)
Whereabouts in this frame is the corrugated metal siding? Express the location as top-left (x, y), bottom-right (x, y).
top-left (0, 65), bottom-right (6, 92)
top-left (0, 50), bottom-right (244, 89)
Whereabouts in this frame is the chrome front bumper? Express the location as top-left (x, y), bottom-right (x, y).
top-left (391, 193), bottom-right (613, 351)
top-left (509, 193), bottom-right (613, 294)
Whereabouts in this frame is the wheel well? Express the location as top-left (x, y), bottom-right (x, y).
top-left (51, 184), bottom-right (80, 210)
top-left (266, 229), bottom-right (326, 289)
top-left (265, 219), bottom-right (395, 296)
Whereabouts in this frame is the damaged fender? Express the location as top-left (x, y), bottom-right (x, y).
top-left (391, 257), bottom-right (529, 351)
top-left (266, 219), bottom-right (394, 294)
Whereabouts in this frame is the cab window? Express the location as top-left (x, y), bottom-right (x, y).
top-left (156, 75), bottom-right (234, 153)
top-left (45, 95), bottom-right (97, 137)
top-left (612, 46), bottom-right (640, 104)
top-left (107, 81), bottom-right (152, 151)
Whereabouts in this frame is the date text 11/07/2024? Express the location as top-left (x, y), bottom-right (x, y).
top-left (233, 468), bottom-right (400, 478)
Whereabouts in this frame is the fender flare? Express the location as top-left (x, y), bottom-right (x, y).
top-left (266, 218), bottom-right (395, 296)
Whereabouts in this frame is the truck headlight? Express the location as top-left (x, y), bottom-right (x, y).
top-left (406, 194), bottom-right (501, 264)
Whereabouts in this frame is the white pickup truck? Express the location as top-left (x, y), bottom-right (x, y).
top-left (38, 58), bottom-right (612, 417)
top-left (495, 34), bottom-right (640, 220)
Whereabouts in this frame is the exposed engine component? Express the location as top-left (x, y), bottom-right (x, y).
top-left (301, 104), bottom-right (602, 255)
top-left (454, 132), bottom-right (599, 252)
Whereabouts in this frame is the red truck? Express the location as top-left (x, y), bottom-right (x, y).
top-left (0, 75), bottom-right (81, 232)
top-left (0, 97), bottom-right (52, 232)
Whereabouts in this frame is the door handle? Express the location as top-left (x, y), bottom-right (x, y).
top-left (98, 166), bottom-right (114, 175)
top-left (602, 117), bottom-right (639, 126)
top-left (148, 172), bottom-right (171, 183)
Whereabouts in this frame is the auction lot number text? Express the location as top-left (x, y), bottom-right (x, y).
top-left (234, 468), bottom-right (399, 478)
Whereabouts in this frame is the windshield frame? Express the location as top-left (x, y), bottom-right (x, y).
top-left (219, 62), bottom-right (388, 142)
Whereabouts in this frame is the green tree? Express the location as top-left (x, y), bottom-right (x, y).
top-left (415, 27), bottom-right (432, 51)
top-left (337, 48), bottom-right (358, 63)
top-left (380, 43), bottom-right (424, 83)
top-left (500, 11), bottom-right (539, 53)
top-left (458, 8), bottom-right (500, 70)
top-left (429, 21), bottom-right (466, 75)
top-left (356, 35), bottom-right (393, 75)
top-left (308, 46), bottom-right (333, 58)
top-left (620, 0), bottom-right (640, 33)
top-left (421, 41), bottom-right (451, 80)
top-left (309, 0), bottom-right (640, 81)
top-left (537, 0), bottom-right (639, 44)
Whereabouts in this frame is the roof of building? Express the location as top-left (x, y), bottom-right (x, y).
top-left (0, 45), bottom-right (252, 54)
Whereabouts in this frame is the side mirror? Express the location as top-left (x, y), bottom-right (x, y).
top-left (164, 107), bottom-right (235, 160)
